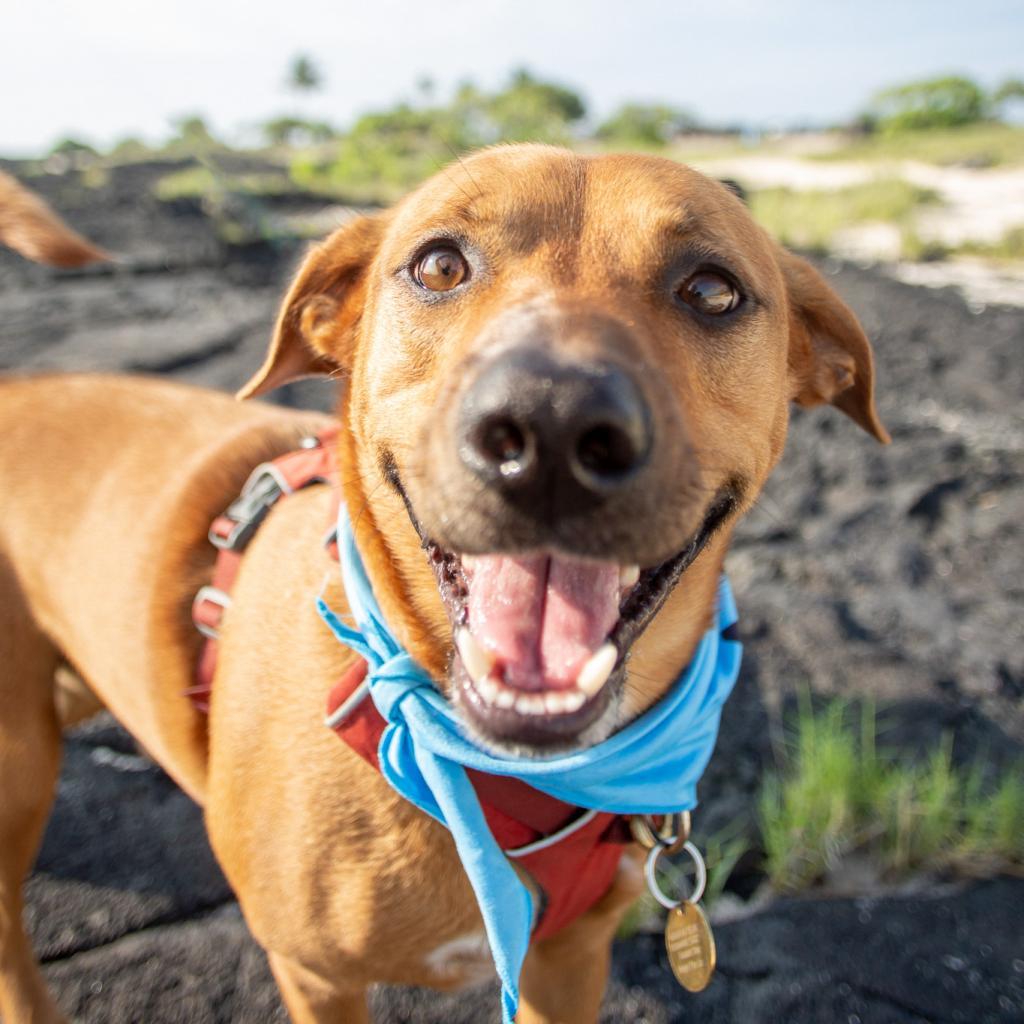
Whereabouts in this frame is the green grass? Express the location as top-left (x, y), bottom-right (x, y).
top-left (760, 694), bottom-right (1024, 892)
top-left (952, 226), bottom-right (1024, 261)
top-left (153, 166), bottom-right (296, 202)
top-left (749, 178), bottom-right (941, 254)
top-left (749, 178), bottom-right (937, 256)
top-left (813, 122), bottom-right (1024, 168)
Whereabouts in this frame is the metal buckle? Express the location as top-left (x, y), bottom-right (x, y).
top-left (208, 466), bottom-right (287, 552)
top-left (192, 585), bottom-right (232, 640)
top-left (630, 811), bottom-right (691, 855)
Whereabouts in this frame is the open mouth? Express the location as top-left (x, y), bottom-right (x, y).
top-left (391, 469), bottom-right (737, 750)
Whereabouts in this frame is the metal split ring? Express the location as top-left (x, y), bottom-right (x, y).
top-left (643, 839), bottom-right (707, 910)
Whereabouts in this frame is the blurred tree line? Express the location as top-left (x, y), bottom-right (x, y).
top-left (44, 56), bottom-right (1024, 192)
top-left (861, 74), bottom-right (1024, 133)
top-left (284, 63), bottom-right (698, 195)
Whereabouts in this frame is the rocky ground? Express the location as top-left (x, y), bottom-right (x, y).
top-left (1, 161), bottom-right (1022, 1022)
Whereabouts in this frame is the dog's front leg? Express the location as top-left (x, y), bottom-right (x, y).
top-left (516, 849), bottom-right (645, 1024)
top-left (0, 570), bottom-right (66, 1024)
top-left (268, 951), bottom-right (369, 1024)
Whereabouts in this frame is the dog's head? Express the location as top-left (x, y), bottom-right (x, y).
top-left (243, 145), bottom-right (888, 753)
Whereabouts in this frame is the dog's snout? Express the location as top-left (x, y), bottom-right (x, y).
top-left (458, 347), bottom-right (652, 506)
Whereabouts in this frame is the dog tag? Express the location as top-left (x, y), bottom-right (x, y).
top-left (665, 900), bottom-right (716, 992)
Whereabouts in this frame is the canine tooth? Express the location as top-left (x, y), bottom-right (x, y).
top-left (576, 643), bottom-right (618, 696)
top-left (619, 564), bottom-right (640, 588)
top-left (462, 555), bottom-right (478, 573)
top-left (456, 628), bottom-right (494, 682)
top-left (476, 674), bottom-right (500, 705)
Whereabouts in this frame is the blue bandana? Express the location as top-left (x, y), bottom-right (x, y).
top-left (317, 505), bottom-right (741, 1023)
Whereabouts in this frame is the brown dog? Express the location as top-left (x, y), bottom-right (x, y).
top-left (0, 145), bottom-right (887, 1023)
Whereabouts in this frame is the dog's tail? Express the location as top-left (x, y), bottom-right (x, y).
top-left (0, 170), bottom-right (109, 267)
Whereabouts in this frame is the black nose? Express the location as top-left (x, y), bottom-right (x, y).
top-left (457, 347), bottom-right (652, 508)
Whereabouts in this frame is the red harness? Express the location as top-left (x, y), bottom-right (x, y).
top-left (191, 430), bottom-right (631, 940)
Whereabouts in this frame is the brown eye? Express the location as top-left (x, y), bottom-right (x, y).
top-left (414, 246), bottom-right (468, 292)
top-left (678, 271), bottom-right (741, 315)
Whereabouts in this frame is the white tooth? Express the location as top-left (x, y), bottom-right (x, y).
top-left (514, 693), bottom-right (546, 716)
top-left (544, 689), bottom-right (587, 715)
top-left (528, 694), bottom-right (548, 715)
top-left (563, 690), bottom-right (586, 712)
top-left (495, 686), bottom-right (517, 709)
top-left (544, 691), bottom-right (570, 714)
top-left (462, 555), bottom-right (478, 573)
top-left (456, 628), bottom-right (494, 682)
top-left (619, 564), bottom-right (640, 588)
top-left (476, 674), bottom-right (500, 705)
top-left (576, 643), bottom-right (618, 696)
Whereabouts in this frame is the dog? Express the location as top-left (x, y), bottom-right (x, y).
top-left (0, 145), bottom-right (888, 1023)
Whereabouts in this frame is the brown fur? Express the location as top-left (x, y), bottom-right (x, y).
top-left (0, 145), bottom-right (886, 1023)
top-left (0, 172), bottom-right (108, 267)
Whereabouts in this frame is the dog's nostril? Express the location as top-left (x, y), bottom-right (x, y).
top-left (478, 417), bottom-right (527, 466)
top-left (575, 424), bottom-right (638, 480)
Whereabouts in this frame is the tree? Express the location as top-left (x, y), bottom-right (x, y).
top-left (596, 103), bottom-right (699, 147)
top-left (484, 69), bottom-right (586, 144)
top-left (288, 54), bottom-right (322, 94)
top-left (415, 75), bottom-right (436, 103)
top-left (262, 116), bottom-right (336, 147)
top-left (867, 75), bottom-right (990, 133)
top-left (994, 77), bottom-right (1024, 119)
top-left (169, 115), bottom-right (219, 151)
top-left (994, 77), bottom-right (1024, 104)
top-left (49, 137), bottom-right (98, 158)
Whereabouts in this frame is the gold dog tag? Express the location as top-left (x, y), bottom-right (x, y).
top-left (665, 901), bottom-right (716, 992)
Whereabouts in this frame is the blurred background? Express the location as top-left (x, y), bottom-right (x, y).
top-left (1, 2), bottom-right (1022, 1021)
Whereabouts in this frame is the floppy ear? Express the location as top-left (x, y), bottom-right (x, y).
top-left (781, 249), bottom-right (890, 444)
top-left (238, 211), bottom-right (390, 399)
top-left (0, 170), bottom-right (109, 267)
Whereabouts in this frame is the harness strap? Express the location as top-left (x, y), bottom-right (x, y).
top-left (191, 429), bottom-right (631, 940)
top-left (187, 429), bottom-right (340, 710)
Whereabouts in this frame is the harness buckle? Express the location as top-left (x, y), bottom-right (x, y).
top-left (192, 585), bottom-right (232, 640)
top-left (209, 464), bottom-right (289, 552)
top-left (630, 811), bottom-right (691, 854)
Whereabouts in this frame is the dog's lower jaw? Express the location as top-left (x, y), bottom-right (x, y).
top-left (452, 658), bottom-right (627, 755)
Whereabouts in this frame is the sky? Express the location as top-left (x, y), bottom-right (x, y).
top-left (2, 0), bottom-right (1022, 156)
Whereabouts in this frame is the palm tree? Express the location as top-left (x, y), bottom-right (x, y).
top-left (288, 54), bottom-right (322, 94)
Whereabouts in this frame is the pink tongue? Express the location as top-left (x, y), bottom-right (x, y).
top-left (466, 554), bottom-right (620, 691)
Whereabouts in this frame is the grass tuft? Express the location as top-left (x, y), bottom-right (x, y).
top-left (760, 694), bottom-right (1024, 892)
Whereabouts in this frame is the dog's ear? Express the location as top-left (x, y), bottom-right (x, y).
top-left (0, 171), bottom-right (109, 267)
top-left (238, 211), bottom-right (390, 399)
top-left (781, 249), bottom-right (890, 443)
